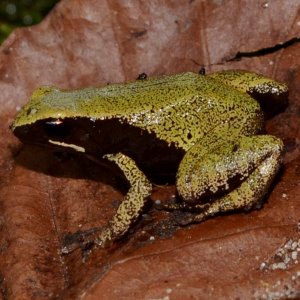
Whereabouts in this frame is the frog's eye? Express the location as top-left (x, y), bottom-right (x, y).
top-left (44, 119), bottom-right (71, 139)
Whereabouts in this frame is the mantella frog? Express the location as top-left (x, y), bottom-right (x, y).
top-left (12, 70), bottom-right (288, 253)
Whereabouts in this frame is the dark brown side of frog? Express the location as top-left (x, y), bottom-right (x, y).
top-left (248, 89), bottom-right (288, 119)
top-left (13, 117), bottom-right (186, 183)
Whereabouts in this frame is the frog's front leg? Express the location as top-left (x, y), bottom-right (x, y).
top-left (62, 153), bottom-right (152, 253)
top-left (95, 153), bottom-right (152, 246)
top-left (175, 135), bottom-right (283, 225)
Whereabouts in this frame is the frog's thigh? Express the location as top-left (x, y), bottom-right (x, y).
top-left (193, 146), bottom-right (282, 223)
top-left (95, 153), bottom-right (152, 246)
top-left (208, 70), bottom-right (288, 95)
top-left (176, 135), bottom-right (283, 222)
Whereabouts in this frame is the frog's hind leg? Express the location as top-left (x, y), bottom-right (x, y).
top-left (175, 135), bottom-right (283, 225)
top-left (208, 70), bottom-right (288, 117)
top-left (208, 70), bottom-right (288, 96)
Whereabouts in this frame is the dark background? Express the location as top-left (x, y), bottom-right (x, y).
top-left (0, 0), bottom-right (59, 43)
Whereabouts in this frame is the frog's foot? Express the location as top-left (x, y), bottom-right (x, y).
top-left (95, 153), bottom-right (152, 247)
top-left (176, 135), bottom-right (283, 225)
top-left (154, 200), bottom-right (210, 226)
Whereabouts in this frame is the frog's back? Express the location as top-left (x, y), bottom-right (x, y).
top-left (13, 72), bottom-right (263, 150)
top-left (14, 73), bottom-right (205, 122)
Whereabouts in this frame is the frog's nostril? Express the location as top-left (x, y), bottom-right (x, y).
top-left (26, 107), bottom-right (38, 116)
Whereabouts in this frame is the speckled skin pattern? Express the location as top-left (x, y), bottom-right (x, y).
top-left (12, 70), bottom-right (288, 251)
top-left (95, 153), bottom-right (152, 248)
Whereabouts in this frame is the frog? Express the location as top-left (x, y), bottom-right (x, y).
top-left (12, 70), bottom-right (288, 253)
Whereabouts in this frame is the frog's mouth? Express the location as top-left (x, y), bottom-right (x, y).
top-left (12, 117), bottom-right (88, 153)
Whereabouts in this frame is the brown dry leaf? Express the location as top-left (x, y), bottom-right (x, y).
top-left (0, 0), bottom-right (300, 299)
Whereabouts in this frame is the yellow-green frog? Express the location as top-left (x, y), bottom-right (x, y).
top-left (12, 70), bottom-right (288, 253)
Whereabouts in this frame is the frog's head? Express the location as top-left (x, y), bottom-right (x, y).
top-left (12, 86), bottom-right (125, 155)
top-left (13, 115), bottom-right (87, 154)
top-left (12, 87), bottom-right (94, 154)
top-left (12, 86), bottom-right (88, 128)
